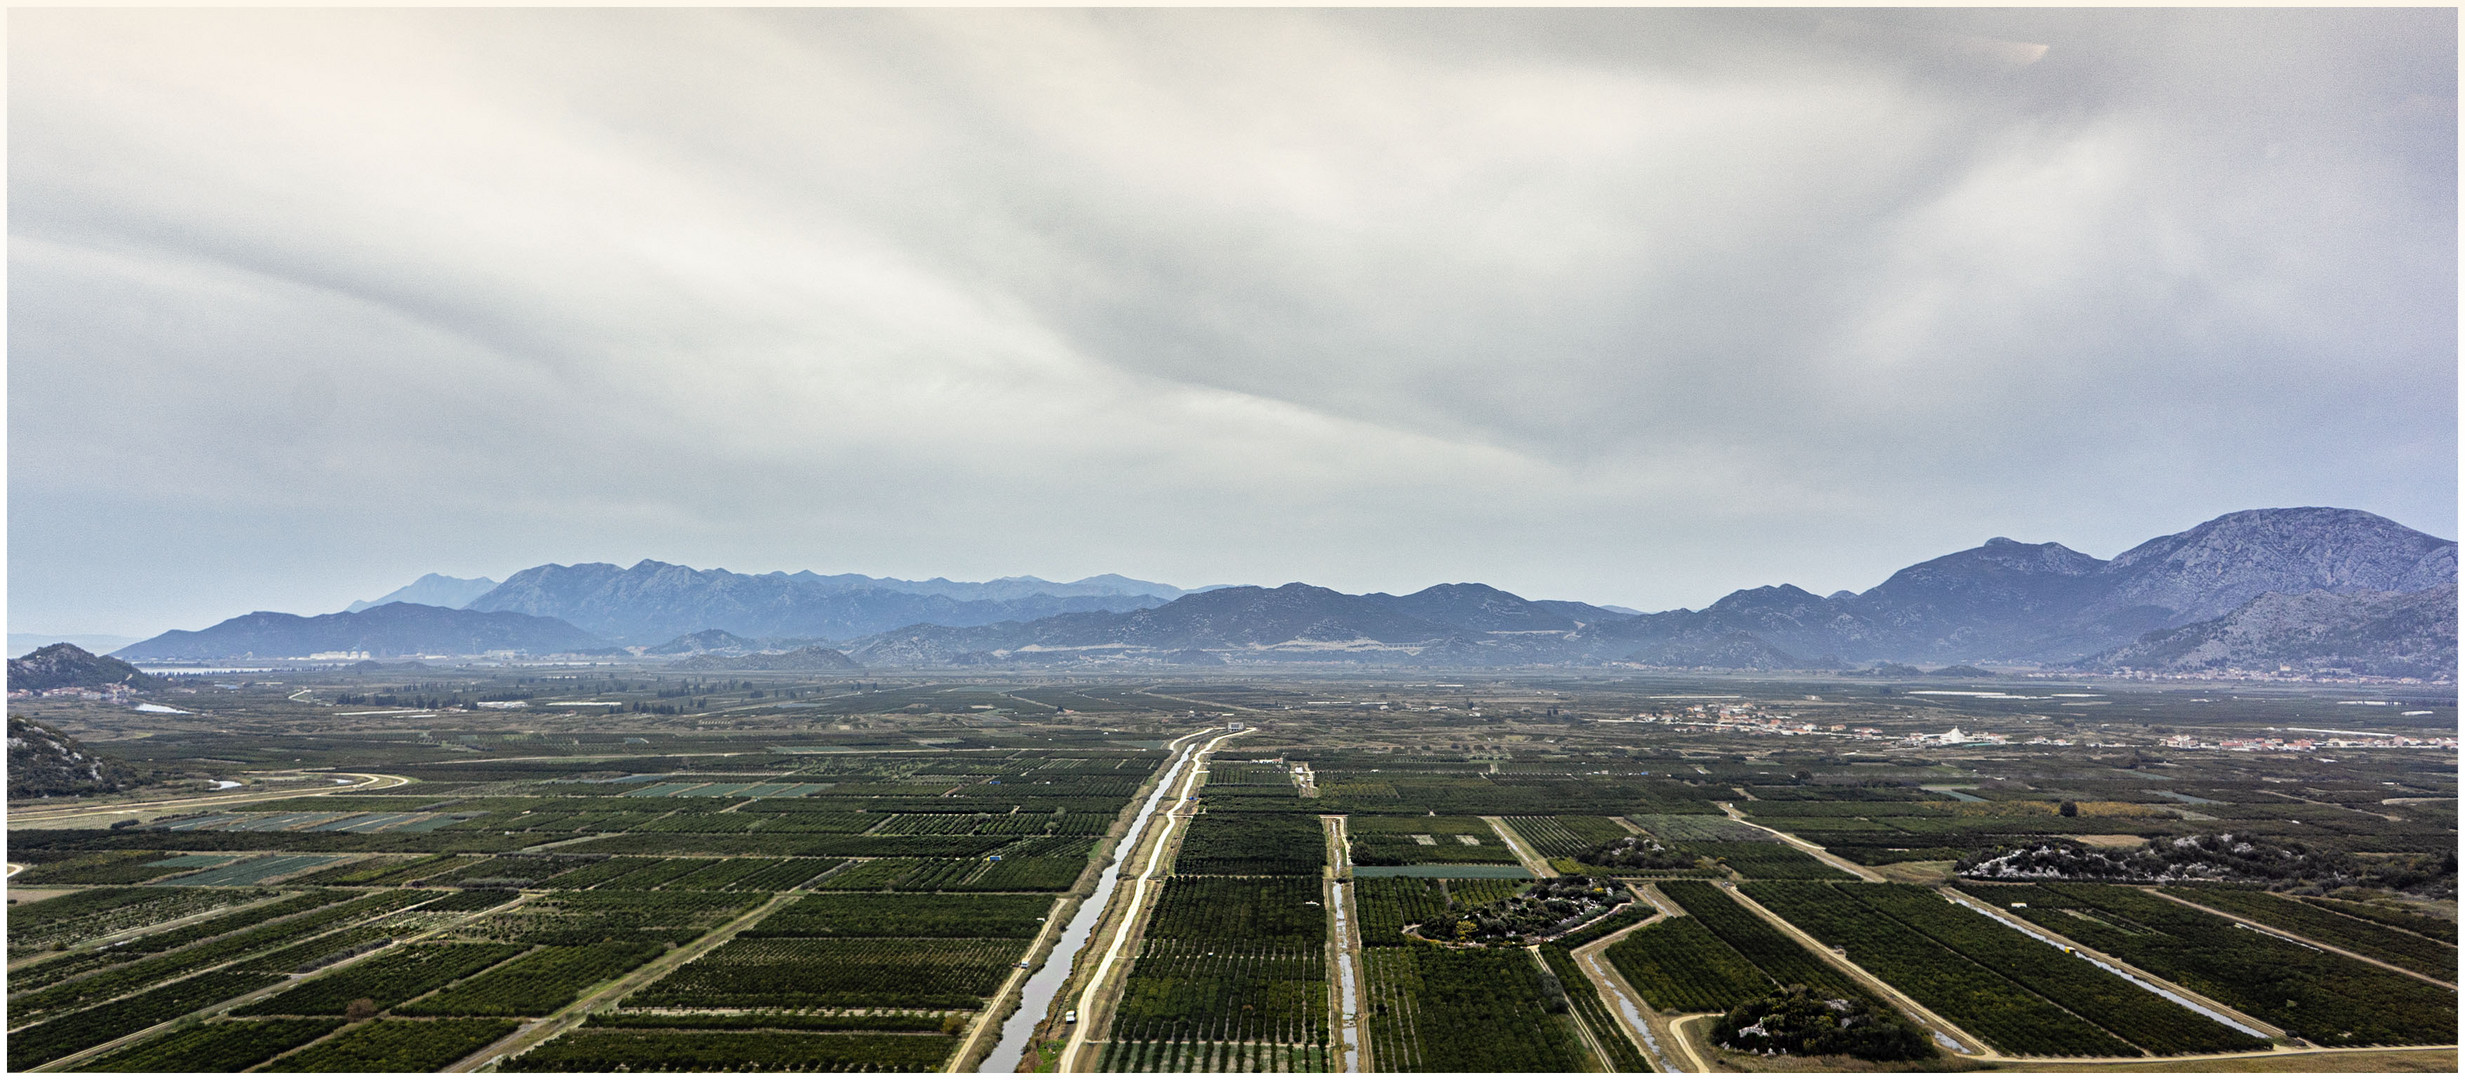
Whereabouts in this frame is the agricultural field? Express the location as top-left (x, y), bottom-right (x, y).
top-left (8, 667), bottom-right (2454, 1071)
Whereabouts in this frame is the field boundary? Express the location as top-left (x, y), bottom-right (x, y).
top-left (2139, 887), bottom-right (2458, 990)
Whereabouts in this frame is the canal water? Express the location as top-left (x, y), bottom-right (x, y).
top-left (978, 735), bottom-right (1205, 1072)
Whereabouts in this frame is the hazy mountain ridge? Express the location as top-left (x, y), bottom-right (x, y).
top-left (842, 582), bottom-right (1626, 665)
top-left (670, 644), bottom-right (862, 672)
top-left (89, 507), bottom-right (2455, 675)
top-left (840, 508), bottom-right (2454, 676)
top-left (118, 603), bottom-right (606, 660)
top-left (9, 642), bottom-right (163, 692)
top-left (345, 573), bottom-right (499, 613)
top-left (1595, 508), bottom-right (2455, 668)
top-left (464, 560), bottom-right (1181, 642)
top-left (2081, 584), bottom-right (2458, 680)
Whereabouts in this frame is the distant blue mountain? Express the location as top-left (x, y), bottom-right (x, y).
top-left (346, 573), bottom-right (499, 612)
top-left (119, 603), bottom-right (605, 660)
top-left (464, 560), bottom-right (1201, 644)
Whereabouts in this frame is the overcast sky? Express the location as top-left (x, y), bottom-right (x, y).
top-left (10, 8), bottom-right (2456, 638)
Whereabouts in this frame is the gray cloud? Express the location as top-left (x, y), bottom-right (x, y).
top-left (9, 8), bottom-right (2453, 636)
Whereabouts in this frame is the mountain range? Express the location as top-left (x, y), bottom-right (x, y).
top-left (104, 507), bottom-right (2455, 678)
top-left (462, 561), bottom-right (1200, 643)
top-left (117, 603), bottom-right (609, 661)
top-left (346, 573), bottom-right (499, 613)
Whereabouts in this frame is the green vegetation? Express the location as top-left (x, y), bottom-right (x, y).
top-left (1745, 881), bottom-right (2141, 1057)
top-left (8, 670), bottom-right (2451, 1072)
top-left (234, 942), bottom-right (527, 1016)
top-left (1975, 882), bottom-right (2458, 1047)
top-left (82, 1018), bottom-right (345, 1072)
top-left (275, 1017), bottom-right (520, 1071)
top-left (504, 1030), bottom-right (959, 1072)
top-left (2161, 886), bottom-right (2456, 981)
top-left (1359, 945), bottom-right (1589, 1071)
top-left (1716, 986), bottom-right (1935, 1061)
top-left (1859, 885), bottom-right (2266, 1054)
top-left (631, 936), bottom-right (1021, 1009)
top-left (1605, 916), bottom-right (1773, 1012)
top-left (394, 942), bottom-right (663, 1016)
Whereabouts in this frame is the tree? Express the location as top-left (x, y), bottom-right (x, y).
top-left (2058, 801), bottom-right (2080, 818)
top-left (345, 997), bottom-right (379, 1022)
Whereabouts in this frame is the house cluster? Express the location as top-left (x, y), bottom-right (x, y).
top-left (1627, 703), bottom-right (1881, 741)
top-left (8, 684), bottom-right (138, 703)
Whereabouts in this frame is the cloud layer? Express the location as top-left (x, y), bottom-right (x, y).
top-left (10, 9), bottom-right (2454, 635)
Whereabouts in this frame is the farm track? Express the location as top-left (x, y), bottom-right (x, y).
top-left (1057, 727), bottom-right (1245, 1073)
top-left (2138, 887), bottom-right (2458, 990)
top-left (1716, 883), bottom-right (1991, 1057)
top-left (1526, 944), bottom-right (1619, 1072)
top-left (8, 773), bottom-right (413, 828)
top-left (1711, 802), bottom-right (1885, 882)
top-left (1721, 884), bottom-right (2451, 1069)
top-left (1479, 816), bottom-right (1557, 879)
top-left (1569, 884), bottom-right (1684, 1072)
top-left (446, 890), bottom-right (796, 1072)
top-left (1936, 886), bottom-right (2286, 1040)
top-left (27, 889), bottom-right (532, 1072)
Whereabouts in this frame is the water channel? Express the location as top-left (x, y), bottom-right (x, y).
top-left (979, 732), bottom-right (1207, 1072)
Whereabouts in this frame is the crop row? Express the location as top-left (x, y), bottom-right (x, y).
top-left (2300, 895), bottom-right (2456, 944)
top-left (8, 887), bottom-right (266, 954)
top-left (1687, 842), bottom-right (1855, 880)
top-left (2160, 887), bottom-right (2455, 980)
top-left (630, 936), bottom-right (1022, 1010)
top-left (1538, 944), bottom-right (1651, 1071)
top-left (9, 852), bottom-right (190, 887)
top-left (1847, 885), bottom-right (2267, 1055)
top-left (1171, 813), bottom-right (1325, 876)
top-left (275, 1017), bottom-right (520, 1071)
top-left (1358, 945), bottom-right (1588, 1072)
top-left (745, 892), bottom-right (1053, 939)
top-left (10, 890), bottom-right (342, 993)
top-left (236, 942), bottom-right (527, 1017)
top-left (504, 1029), bottom-right (959, 1071)
top-left (1355, 878), bottom-right (1448, 946)
top-left (397, 942), bottom-right (666, 1016)
top-left (1109, 941), bottom-right (1329, 1049)
top-left (589, 1011), bottom-right (957, 1032)
top-left (1973, 882), bottom-right (2457, 1048)
top-left (1500, 816), bottom-right (1634, 859)
top-left (83, 1018), bottom-right (344, 1072)
top-left (1653, 881), bottom-right (1862, 1000)
top-left (562, 832), bottom-right (1011, 858)
top-left (465, 890), bottom-right (761, 947)
top-left (10, 891), bottom-right (433, 1022)
top-left (8, 969), bottom-right (285, 1071)
top-left (1143, 876), bottom-right (1327, 946)
top-left (1745, 882), bottom-right (2137, 1057)
top-left (1604, 916), bottom-right (1773, 1013)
